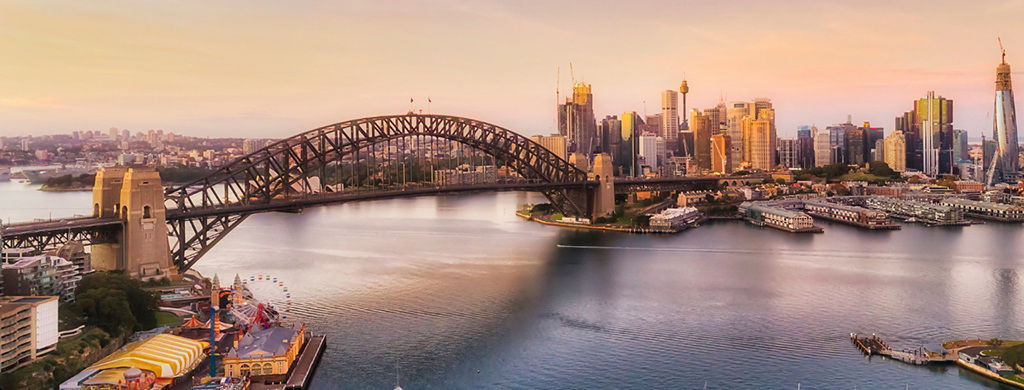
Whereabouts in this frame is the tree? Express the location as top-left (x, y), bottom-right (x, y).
top-left (74, 273), bottom-right (160, 335)
top-left (907, 176), bottom-right (922, 184)
top-left (866, 161), bottom-right (897, 179)
top-left (775, 178), bottom-right (786, 185)
top-left (74, 288), bottom-right (136, 336)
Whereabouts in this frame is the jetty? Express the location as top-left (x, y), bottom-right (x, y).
top-left (850, 333), bottom-right (956, 365)
top-left (252, 333), bottom-right (327, 390)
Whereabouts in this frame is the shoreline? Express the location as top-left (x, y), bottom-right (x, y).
top-left (515, 210), bottom-right (694, 234)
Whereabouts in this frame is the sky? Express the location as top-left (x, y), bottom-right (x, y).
top-left (1, 0), bottom-right (1023, 140)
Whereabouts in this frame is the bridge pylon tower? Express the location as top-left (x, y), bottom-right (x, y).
top-left (91, 166), bottom-right (176, 279)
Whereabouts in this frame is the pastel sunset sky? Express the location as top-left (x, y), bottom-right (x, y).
top-left (1, 0), bottom-right (1022, 139)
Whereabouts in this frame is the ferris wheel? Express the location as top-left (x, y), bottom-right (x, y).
top-left (228, 273), bottom-right (294, 330)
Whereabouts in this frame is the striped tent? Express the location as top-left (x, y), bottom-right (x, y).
top-left (89, 334), bottom-right (205, 378)
top-left (182, 315), bottom-right (204, 328)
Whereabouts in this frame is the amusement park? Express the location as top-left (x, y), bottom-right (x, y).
top-left (57, 273), bottom-right (326, 390)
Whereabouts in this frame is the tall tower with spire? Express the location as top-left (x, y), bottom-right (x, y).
top-left (993, 39), bottom-right (1019, 184)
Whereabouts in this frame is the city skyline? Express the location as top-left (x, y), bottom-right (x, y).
top-left (1, 1), bottom-right (1023, 139)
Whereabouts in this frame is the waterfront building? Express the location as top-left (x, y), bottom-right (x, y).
top-left (224, 323), bottom-right (306, 378)
top-left (917, 91), bottom-right (954, 177)
top-left (712, 134), bottom-right (732, 174)
top-left (79, 333), bottom-right (205, 386)
top-left (884, 130), bottom-right (907, 173)
top-left (992, 48), bottom-right (1019, 184)
top-left (528, 134), bottom-right (568, 161)
top-left (803, 199), bottom-right (894, 228)
top-left (650, 207), bottom-right (700, 230)
top-left (690, 109), bottom-right (713, 173)
top-left (0, 296), bottom-right (58, 373)
top-left (942, 198), bottom-right (1024, 221)
top-left (863, 196), bottom-right (963, 225)
top-left (661, 90), bottom-right (679, 149)
top-left (814, 127), bottom-right (832, 167)
top-left (740, 202), bottom-right (816, 231)
top-left (2, 255), bottom-right (80, 302)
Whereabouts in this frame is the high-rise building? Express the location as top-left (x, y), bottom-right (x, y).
top-left (846, 127), bottom-right (865, 166)
top-left (677, 130), bottom-right (695, 158)
top-left (917, 91), bottom-right (953, 177)
top-left (778, 138), bottom-right (797, 168)
top-left (874, 139), bottom-right (885, 162)
top-left (726, 102), bottom-right (750, 166)
top-left (601, 116), bottom-right (621, 162)
top-left (712, 134), bottom-right (732, 174)
top-left (690, 109), bottom-right (713, 173)
top-left (815, 127), bottom-right (833, 167)
top-left (638, 134), bottom-right (661, 171)
top-left (558, 83), bottom-right (597, 156)
top-left (661, 90), bottom-right (679, 149)
top-left (529, 135), bottom-right (568, 161)
top-left (620, 112), bottom-right (641, 177)
top-left (992, 47), bottom-right (1019, 184)
top-left (884, 130), bottom-right (906, 172)
top-left (895, 110), bottom-right (920, 171)
top-left (0, 296), bottom-right (58, 372)
top-left (860, 122), bottom-right (884, 163)
top-left (122, 129), bottom-right (131, 141)
top-left (747, 115), bottom-right (773, 171)
top-left (953, 129), bottom-right (969, 163)
top-left (644, 113), bottom-right (663, 137)
top-left (826, 124), bottom-right (848, 164)
top-left (983, 137), bottom-right (998, 175)
top-left (797, 126), bottom-right (815, 169)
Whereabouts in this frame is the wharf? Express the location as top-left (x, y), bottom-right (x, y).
top-left (251, 334), bottom-right (327, 390)
top-left (961, 212), bottom-right (1024, 223)
top-left (747, 219), bottom-right (823, 233)
top-left (850, 333), bottom-right (955, 365)
top-left (516, 211), bottom-right (682, 234)
top-left (805, 211), bottom-right (901, 230)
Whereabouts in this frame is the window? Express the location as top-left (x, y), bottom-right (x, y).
top-left (240, 364), bottom-right (250, 376)
top-left (143, 206), bottom-right (152, 219)
top-left (263, 362), bottom-right (273, 374)
top-left (122, 206), bottom-right (128, 218)
top-left (93, 204), bottom-right (100, 217)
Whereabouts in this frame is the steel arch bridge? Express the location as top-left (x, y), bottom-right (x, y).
top-left (163, 114), bottom-right (596, 270)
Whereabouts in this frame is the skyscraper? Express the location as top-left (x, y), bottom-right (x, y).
top-left (992, 46), bottom-right (1019, 184)
top-left (558, 83), bottom-right (597, 156)
top-left (797, 126), bottom-right (815, 168)
top-left (661, 90), bottom-right (679, 149)
top-left (952, 129), bottom-right (969, 163)
top-left (712, 134), bottom-right (732, 174)
top-left (747, 113), bottom-right (773, 171)
top-left (815, 127), bottom-right (832, 167)
top-left (726, 102), bottom-right (750, 166)
top-left (691, 109), bottom-right (713, 173)
top-left (895, 110), bottom-right (920, 171)
top-left (917, 91), bottom-right (953, 177)
top-left (778, 138), bottom-right (797, 168)
top-left (601, 115), bottom-right (621, 164)
top-left (884, 130), bottom-right (906, 172)
top-left (620, 112), bottom-right (641, 177)
top-left (638, 134), bottom-right (661, 171)
top-left (846, 127), bottom-right (865, 166)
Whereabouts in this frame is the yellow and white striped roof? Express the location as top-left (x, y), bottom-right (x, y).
top-left (90, 334), bottom-right (205, 378)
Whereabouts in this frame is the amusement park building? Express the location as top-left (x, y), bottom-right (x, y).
top-left (224, 323), bottom-right (305, 378)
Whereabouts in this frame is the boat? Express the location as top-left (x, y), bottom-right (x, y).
top-left (395, 367), bottom-right (403, 390)
top-left (21, 166), bottom-right (96, 184)
top-left (905, 217), bottom-right (917, 223)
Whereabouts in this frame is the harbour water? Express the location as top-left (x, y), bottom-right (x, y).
top-left (2, 181), bottom-right (1024, 389)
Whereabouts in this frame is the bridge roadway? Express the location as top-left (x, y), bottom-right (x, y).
top-left (0, 175), bottom-right (727, 253)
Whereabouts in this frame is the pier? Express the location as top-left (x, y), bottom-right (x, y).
top-left (252, 334), bottom-right (327, 390)
top-left (850, 333), bottom-right (956, 365)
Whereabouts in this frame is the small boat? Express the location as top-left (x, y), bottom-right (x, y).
top-left (395, 367), bottom-right (403, 390)
top-left (905, 217), bottom-right (917, 223)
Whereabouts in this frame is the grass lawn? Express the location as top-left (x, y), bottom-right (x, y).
top-left (155, 311), bottom-right (181, 327)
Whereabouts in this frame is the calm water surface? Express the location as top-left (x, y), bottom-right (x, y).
top-left (2, 181), bottom-right (1023, 389)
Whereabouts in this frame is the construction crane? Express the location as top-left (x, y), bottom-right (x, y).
top-left (1000, 37), bottom-right (1006, 63)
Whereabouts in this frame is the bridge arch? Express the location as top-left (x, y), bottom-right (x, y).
top-left (164, 114), bottom-right (593, 270)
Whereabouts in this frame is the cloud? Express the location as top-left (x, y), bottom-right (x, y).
top-left (0, 97), bottom-right (72, 109)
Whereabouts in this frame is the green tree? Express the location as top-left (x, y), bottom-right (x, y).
top-left (775, 178), bottom-right (786, 185)
top-left (74, 288), bottom-right (136, 336)
top-left (866, 161), bottom-right (898, 179)
top-left (74, 273), bottom-right (160, 335)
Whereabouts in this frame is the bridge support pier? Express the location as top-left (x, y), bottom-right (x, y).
top-left (92, 167), bottom-right (177, 280)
